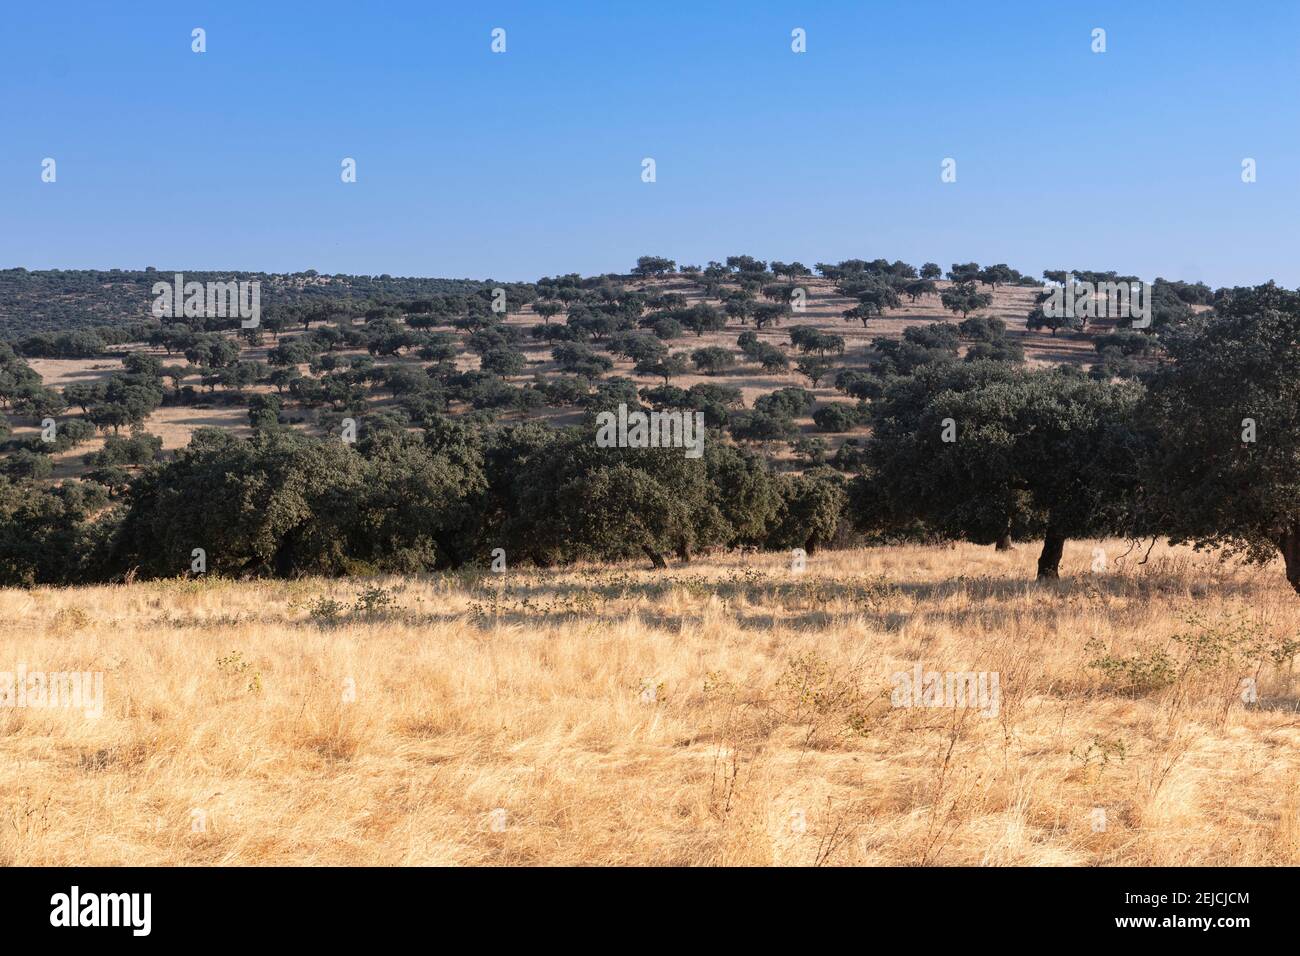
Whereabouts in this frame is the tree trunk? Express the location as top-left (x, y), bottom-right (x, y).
top-left (1279, 526), bottom-right (1300, 594)
top-left (1036, 531), bottom-right (1066, 580)
top-left (643, 546), bottom-right (668, 570)
top-left (995, 532), bottom-right (1013, 551)
top-left (804, 536), bottom-right (818, 557)
top-left (676, 540), bottom-right (692, 563)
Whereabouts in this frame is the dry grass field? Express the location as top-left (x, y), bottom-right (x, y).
top-left (3, 540), bottom-right (1299, 867)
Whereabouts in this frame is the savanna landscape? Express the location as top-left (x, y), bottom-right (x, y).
top-left (1, 255), bottom-right (1299, 871)
top-left (2, 6), bottom-right (1298, 910)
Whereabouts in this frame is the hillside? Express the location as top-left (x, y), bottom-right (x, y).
top-left (1, 259), bottom-right (1283, 597)
top-left (5, 270), bottom-right (1115, 480)
top-left (0, 268), bottom-right (494, 341)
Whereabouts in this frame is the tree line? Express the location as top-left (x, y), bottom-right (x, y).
top-left (1, 282), bottom-right (1298, 591)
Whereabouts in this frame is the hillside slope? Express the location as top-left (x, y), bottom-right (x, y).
top-left (9, 275), bottom-right (1095, 478)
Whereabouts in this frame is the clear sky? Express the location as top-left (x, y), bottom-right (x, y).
top-left (1, 1), bottom-right (1297, 287)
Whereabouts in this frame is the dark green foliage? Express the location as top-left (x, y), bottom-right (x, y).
top-left (480, 348), bottom-right (528, 377)
top-left (858, 361), bottom-right (1147, 578)
top-left (903, 279), bottom-right (937, 303)
top-left (834, 369), bottom-right (885, 402)
top-left (649, 317), bottom-right (684, 340)
top-left (1088, 348), bottom-right (1141, 381)
top-left (940, 283), bottom-right (993, 319)
top-left (766, 469), bottom-right (847, 555)
top-left (84, 431), bottom-right (163, 468)
top-left (609, 332), bottom-right (667, 364)
top-left (631, 256), bottom-right (677, 278)
top-left (831, 438), bottom-right (869, 472)
top-left (904, 323), bottom-right (960, 351)
top-left (691, 347), bottom-right (736, 375)
top-left (754, 387), bottom-right (816, 420)
top-left (751, 303), bottom-right (788, 330)
top-left (0, 478), bottom-right (112, 584)
top-left (794, 358), bottom-right (833, 387)
top-left (495, 425), bottom-right (738, 567)
top-left (957, 316), bottom-right (1006, 342)
top-left (1143, 285), bottom-right (1300, 591)
top-left (20, 329), bottom-right (107, 358)
top-left (840, 277), bottom-right (901, 327)
top-left (789, 326), bottom-right (845, 355)
top-left (639, 382), bottom-right (741, 429)
top-left (812, 403), bottom-right (864, 433)
top-left (552, 342), bottom-right (614, 377)
top-left (680, 303), bottom-right (727, 337)
top-left (535, 375), bottom-right (591, 407)
top-left (248, 393), bottom-right (283, 430)
top-left (2, 449), bottom-right (53, 479)
top-left (582, 377), bottom-right (642, 414)
top-left (728, 410), bottom-right (798, 446)
top-left (964, 339), bottom-right (1025, 364)
top-left (635, 352), bottom-right (691, 384)
top-left (85, 373), bottom-right (163, 433)
top-left (110, 425), bottom-right (487, 578)
top-left (792, 436), bottom-right (828, 466)
top-left (869, 333), bottom-right (958, 377)
top-left (737, 332), bottom-right (789, 372)
top-left (9, 258), bottom-right (1297, 595)
top-left (1026, 300), bottom-right (1082, 336)
top-left (1093, 330), bottom-right (1156, 357)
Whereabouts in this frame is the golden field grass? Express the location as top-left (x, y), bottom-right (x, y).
top-left (2, 540), bottom-right (1299, 867)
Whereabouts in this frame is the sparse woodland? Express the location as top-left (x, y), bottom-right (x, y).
top-left (2, 259), bottom-right (1300, 867)
top-left (0, 258), bottom-right (1296, 592)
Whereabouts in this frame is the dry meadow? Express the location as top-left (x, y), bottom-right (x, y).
top-left (2, 540), bottom-right (1298, 866)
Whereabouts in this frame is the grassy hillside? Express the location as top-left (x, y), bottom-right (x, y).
top-left (3, 542), bottom-right (1298, 866)
top-left (7, 275), bottom-right (1102, 479)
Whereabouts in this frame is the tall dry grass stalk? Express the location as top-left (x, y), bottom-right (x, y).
top-left (1, 540), bottom-right (1298, 866)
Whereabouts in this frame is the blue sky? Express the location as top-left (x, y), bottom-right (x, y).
top-left (1, 1), bottom-right (1297, 286)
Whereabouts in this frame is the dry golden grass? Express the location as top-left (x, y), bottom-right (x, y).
top-left (2, 540), bottom-right (1298, 866)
